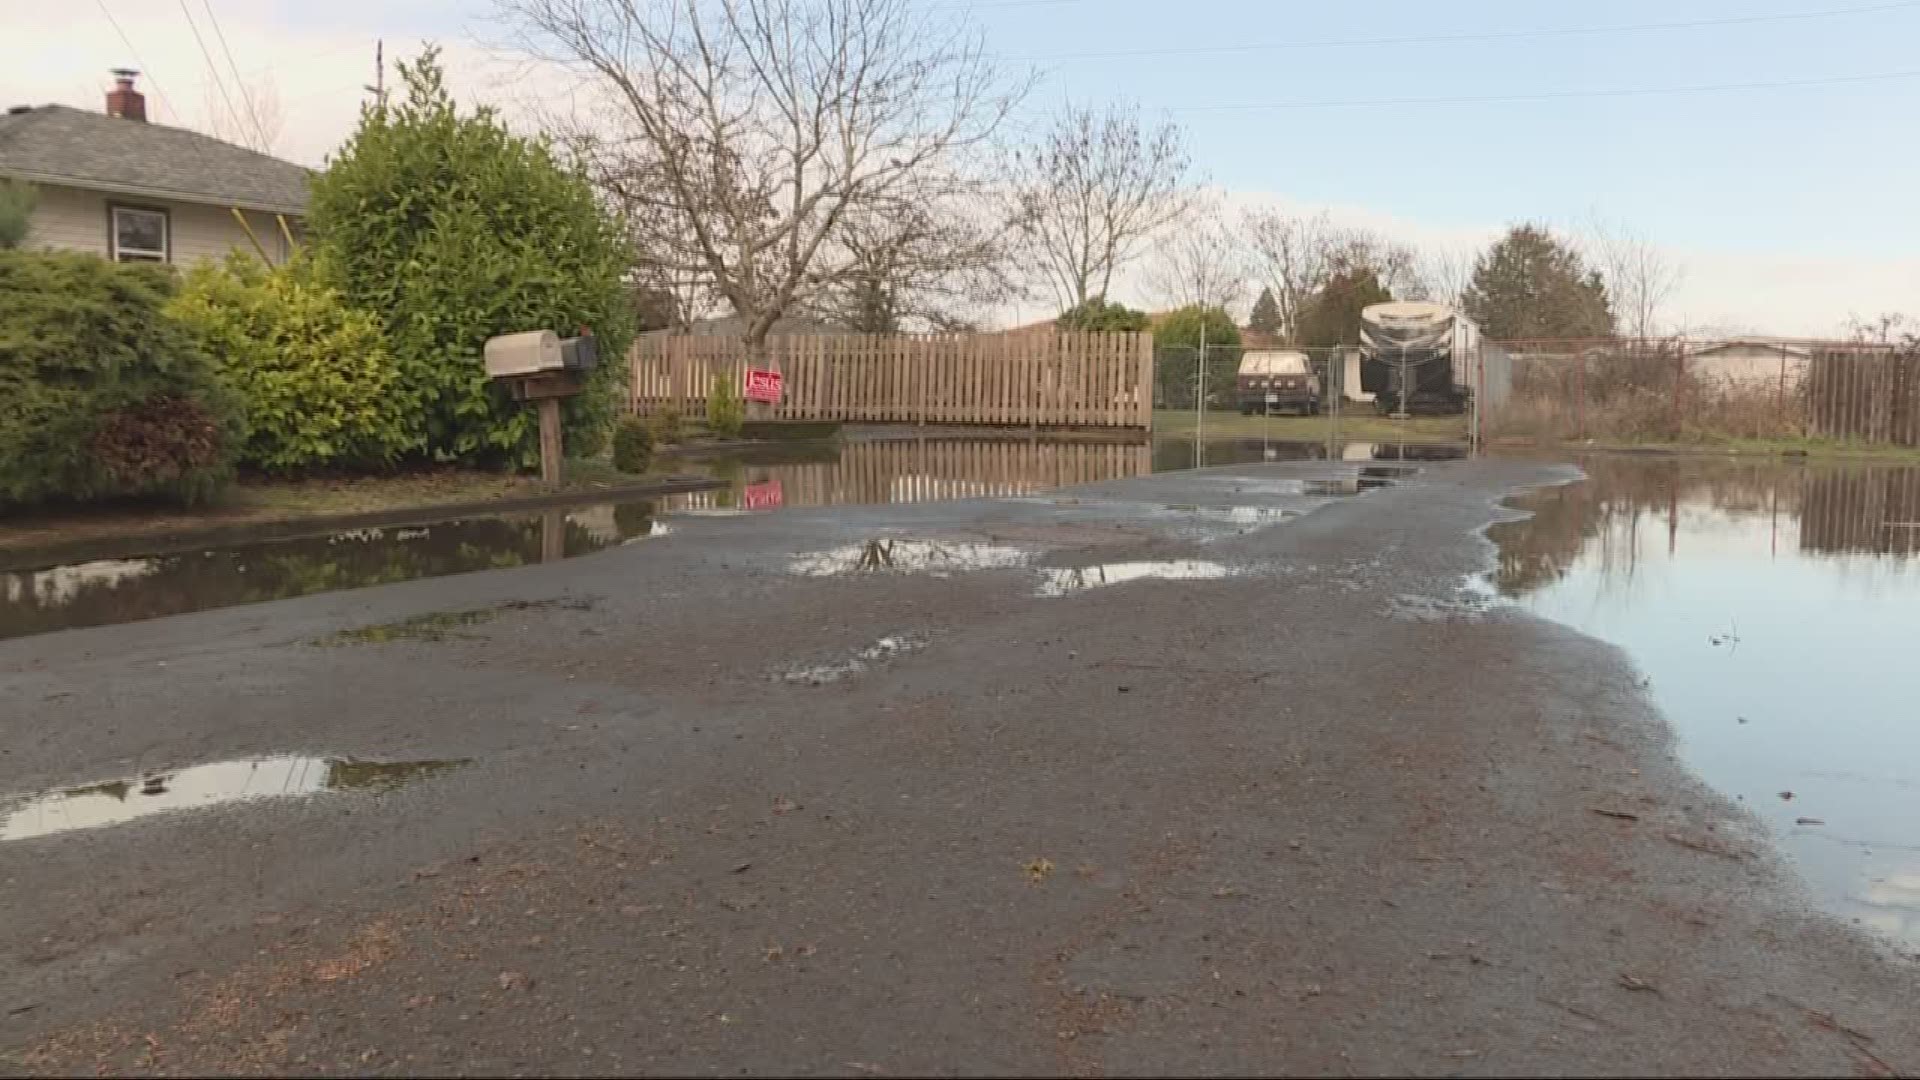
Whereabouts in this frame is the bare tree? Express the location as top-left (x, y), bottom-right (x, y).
top-left (799, 188), bottom-right (1018, 331)
top-left (1847, 312), bottom-right (1910, 344)
top-left (500, 0), bottom-right (1027, 359)
top-left (1242, 209), bottom-right (1421, 342)
top-left (1414, 245), bottom-right (1477, 308)
top-left (1004, 102), bottom-right (1196, 310)
top-left (203, 75), bottom-right (283, 154)
top-left (1142, 196), bottom-right (1247, 314)
top-left (1241, 209), bottom-right (1333, 345)
top-left (1584, 215), bottom-right (1683, 340)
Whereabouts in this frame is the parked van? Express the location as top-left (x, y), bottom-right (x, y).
top-left (1235, 350), bottom-right (1320, 415)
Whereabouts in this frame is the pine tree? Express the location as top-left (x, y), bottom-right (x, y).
top-left (1247, 286), bottom-right (1282, 336)
top-left (1460, 224), bottom-right (1614, 340)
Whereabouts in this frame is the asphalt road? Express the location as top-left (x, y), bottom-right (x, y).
top-left (3, 457), bottom-right (1916, 1076)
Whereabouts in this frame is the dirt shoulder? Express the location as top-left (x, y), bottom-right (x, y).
top-left (2, 458), bottom-right (1914, 1076)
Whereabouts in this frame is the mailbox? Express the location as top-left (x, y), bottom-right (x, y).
top-left (484, 330), bottom-right (564, 378)
top-left (560, 332), bottom-right (599, 372)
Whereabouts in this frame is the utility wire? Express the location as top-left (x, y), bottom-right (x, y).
top-left (91, 0), bottom-right (185, 122)
top-left (1164, 67), bottom-right (1920, 113)
top-left (1022, 0), bottom-right (1920, 63)
top-left (200, 0), bottom-right (273, 151)
top-left (175, 0), bottom-right (246, 142)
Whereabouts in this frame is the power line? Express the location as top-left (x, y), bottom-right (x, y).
top-left (1163, 67), bottom-right (1920, 113)
top-left (200, 0), bottom-right (273, 151)
top-left (91, 0), bottom-right (184, 122)
top-left (174, 0), bottom-right (246, 142)
top-left (1022, 0), bottom-right (1920, 63)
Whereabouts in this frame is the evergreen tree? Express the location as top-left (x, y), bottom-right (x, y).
top-left (306, 48), bottom-right (634, 465)
top-left (1247, 286), bottom-right (1282, 336)
top-left (1460, 224), bottom-right (1614, 340)
top-left (1295, 269), bottom-right (1391, 350)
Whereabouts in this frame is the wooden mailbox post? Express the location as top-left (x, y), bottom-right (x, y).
top-left (485, 330), bottom-right (599, 485)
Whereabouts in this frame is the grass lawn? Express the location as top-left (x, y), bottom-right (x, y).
top-left (0, 459), bottom-right (670, 560)
top-left (1153, 409), bottom-right (1468, 444)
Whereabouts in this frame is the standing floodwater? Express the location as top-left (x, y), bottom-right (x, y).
top-left (1492, 456), bottom-right (1920, 948)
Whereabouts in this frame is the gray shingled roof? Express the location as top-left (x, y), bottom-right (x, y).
top-left (0, 105), bottom-right (309, 214)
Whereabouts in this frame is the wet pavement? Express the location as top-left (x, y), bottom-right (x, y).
top-left (1491, 455), bottom-right (1920, 948)
top-left (4, 447), bottom-right (1919, 1075)
top-left (1, 436), bottom-right (1438, 640)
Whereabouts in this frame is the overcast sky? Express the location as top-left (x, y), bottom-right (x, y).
top-left (5, 0), bottom-right (1918, 335)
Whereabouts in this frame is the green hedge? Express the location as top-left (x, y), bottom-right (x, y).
top-left (306, 48), bottom-right (633, 468)
top-left (170, 256), bottom-right (413, 474)
top-left (0, 251), bottom-right (240, 507)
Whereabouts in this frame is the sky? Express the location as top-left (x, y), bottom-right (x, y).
top-left (4, 0), bottom-right (1919, 335)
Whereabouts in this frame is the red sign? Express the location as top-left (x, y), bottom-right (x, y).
top-left (744, 368), bottom-right (784, 403)
top-left (742, 479), bottom-right (785, 511)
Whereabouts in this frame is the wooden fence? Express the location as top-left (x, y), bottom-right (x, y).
top-left (1808, 348), bottom-right (1920, 447)
top-left (630, 328), bottom-right (1154, 429)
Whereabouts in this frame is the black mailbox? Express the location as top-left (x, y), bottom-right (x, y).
top-left (560, 332), bottom-right (599, 372)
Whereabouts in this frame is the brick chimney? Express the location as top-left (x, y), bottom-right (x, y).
top-left (105, 69), bottom-right (145, 122)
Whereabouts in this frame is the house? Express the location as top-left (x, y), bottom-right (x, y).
top-left (1685, 338), bottom-right (1813, 391)
top-left (0, 70), bottom-right (308, 266)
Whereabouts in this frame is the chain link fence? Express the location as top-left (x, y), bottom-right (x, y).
top-left (1483, 338), bottom-right (1920, 448)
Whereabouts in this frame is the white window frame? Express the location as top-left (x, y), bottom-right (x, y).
top-left (109, 204), bottom-right (169, 263)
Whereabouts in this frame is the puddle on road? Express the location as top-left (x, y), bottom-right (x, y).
top-left (788, 538), bottom-right (1034, 577)
top-left (3, 434), bottom-right (1461, 641)
top-left (1160, 504), bottom-right (1298, 526)
top-left (1491, 456), bottom-right (1920, 948)
top-left (1035, 560), bottom-right (1236, 597)
top-left (778, 633), bottom-right (929, 686)
top-left (1, 502), bottom-right (663, 640)
top-left (1, 756), bottom-right (468, 842)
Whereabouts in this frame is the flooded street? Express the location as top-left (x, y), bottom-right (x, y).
top-left (9, 450), bottom-right (1920, 1076)
top-left (0, 434), bottom-right (1448, 639)
top-left (1492, 457), bottom-right (1920, 949)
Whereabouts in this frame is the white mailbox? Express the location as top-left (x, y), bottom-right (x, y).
top-left (484, 330), bottom-right (564, 378)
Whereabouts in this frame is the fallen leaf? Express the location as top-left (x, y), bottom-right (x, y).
top-left (1024, 858), bottom-right (1056, 883)
top-left (497, 971), bottom-right (531, 992)
top-left (772, 797), bottom-right (800, 815)
top-left (1665, 832), bottom-right (1749, 860)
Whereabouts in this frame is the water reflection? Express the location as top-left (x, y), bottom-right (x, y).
top-left (666, 436), bottom-right (1463, 513)
top-left (788, 538), bottom-right (1033, 577)
top-left (1, 756), bottom-right (467, 842)
top-left (1035, 560), bottom-right (1236, 596)
top-left (668, 438), bottom-right (1157, 512)
top-left (1491, 456), bottom-right (1920, 947)
top-left (0, 502), bottom-right (663, 640)
top-left (1149, 438), bottom-right (1464, 473)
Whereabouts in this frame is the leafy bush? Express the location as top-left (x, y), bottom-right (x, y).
top-left (1057, 297), bottom-right (1149, 332)
top-left (0, 179), bottom-right (36, 250)
top-left (611, 414), bottom-right (654, 474)
top-left (169, 256), bottom-right (413, 473)
top-left (649, 405), bottom-right (684, 445)
top-left (707, 374), bottom-right (745, 438)
top-left (0, 251), bottom-right (240, 506)
top-left (306, 47), bottom-right (634, 468)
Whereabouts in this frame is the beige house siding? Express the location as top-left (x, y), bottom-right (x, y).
top-left (22, 182), bottom-right (297, 264)
top-left (1689, 344), bottom-right (1810, 392)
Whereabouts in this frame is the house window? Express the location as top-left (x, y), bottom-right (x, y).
top-left (109, 205), bottom-right (169, 263)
